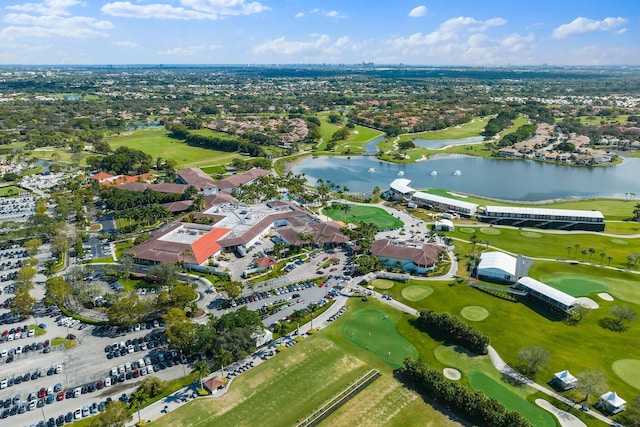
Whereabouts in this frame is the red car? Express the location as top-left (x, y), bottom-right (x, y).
top-left (56, 391), bottom-right (64, 401)
top-left (38, 388), bottom-right (47, 398)
top-left (43, 339), bottom-right (50, 347)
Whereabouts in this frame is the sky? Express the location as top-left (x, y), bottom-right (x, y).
top-left (0, 0), bottom-right (638, 65)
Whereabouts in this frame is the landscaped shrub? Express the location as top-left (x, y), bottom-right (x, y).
top-left (415, 310), bottom-right (489, 355)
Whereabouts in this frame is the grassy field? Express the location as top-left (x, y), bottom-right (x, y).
top-left (316, 112), bottom-right (385, 153)
top-left (322, 204), bottom-right (403, 230)
top-left (446, 225), bottom-right (638, 270)
top-left (0, 186), bottom-right (24, 197)
top-left (382, 274), bottom-right (640, 408)
top-left (468, 372), bottom-right (556, 427)
top-left (388, 116), bottom-right (491, 147)
top-left (151, 298), bottom-right (465, 427)
top-left (343, 309), bottom-right (419, 368)
top-left (106, 128), bottom-right (243, 168)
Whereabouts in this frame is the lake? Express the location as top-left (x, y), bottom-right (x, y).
top-left (288, 155), bottom-right (640, 201)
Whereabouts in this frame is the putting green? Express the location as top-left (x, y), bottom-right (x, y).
top-left (401, 285), bottom-right (434, 301)
top-left (612, 359), bottom-right (640, 390)
top-left (479, 227), bottom-right (501, 235)
top-left (520, 231), bottom-right (543, 238)
top-left (343, 310), bottom-right (418, 368)
top-left (611, 238), bottom-right (629, 245)
top-left (468, 372), bottom-right (556, 427)
top-left (371, 279), bottom-right (395, 290)
top-left (459, 227), bottom-right (476, 234)
top-left (461, 306), bottom-right (490, 321)
top-left (541, 273), bottom-right (609, 297)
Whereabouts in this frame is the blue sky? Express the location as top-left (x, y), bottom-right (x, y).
top-left (0, 0), bottom-right (638, 65)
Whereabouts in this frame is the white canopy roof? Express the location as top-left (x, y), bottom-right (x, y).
top-left (478, 251), bottom-right (517, 276)
top-left (517, 277), bottom-right (579, 308)
top-left (554, 370), bottom-right (577, 384)
top-left (389, 179), bottom-right (414, 194)
top-left (412, 191), bottom-right (478, 212)
top-left (600, 391), bottom-right (627, 406)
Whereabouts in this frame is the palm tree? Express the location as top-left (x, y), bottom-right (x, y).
top-left (192, 360), bottom-right (211, 390)
top-left (607, 256), bottom-right (613, 266)
top-left (129, 389), bottom-right (148, 424)
top-left (566, 246), bottom-right (572, 258)
top-left (588, 247), bottom-right (596, 262)
top-left (581, 249), bottom-right (588, 261)
top-left (634, 203), bottom-right (640, 221)
top-left (600, 252), bottom-right (606, 265)
top-left (574, 243), bottom-right (580, 259)
top-left (307, 303), bottom-right (318, 330)
top-left (290, 310), bottom-right (304, 336)
top-left (193, 194), bottom-right (206, 212)
top-left (214, 348), bottom-right (232, 379)
top-left (275, 321), bottom-right (288, 340)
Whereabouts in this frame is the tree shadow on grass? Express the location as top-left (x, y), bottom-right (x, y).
top-left (598, 317), bottom-right (627, 332)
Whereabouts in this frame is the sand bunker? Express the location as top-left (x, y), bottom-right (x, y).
top-left (443, 368), bottom-right (461, 380)
top-left (577, 297), bottom-right (599, 309)
top-left (597, 293), bottom-right (613, 301)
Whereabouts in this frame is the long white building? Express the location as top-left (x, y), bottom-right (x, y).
top-left (478, 205), bottom-right (605, 231)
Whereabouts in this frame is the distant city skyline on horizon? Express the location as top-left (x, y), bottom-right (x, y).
top-left (0, 0), bottom-right (638, 66)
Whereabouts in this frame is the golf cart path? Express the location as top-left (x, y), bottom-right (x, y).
top-left (536, 399), bottom-right (586, 427)
top-left (486, 347), bottom-right (616, 426)
top-left (371, 295), bottom-right (617, 426)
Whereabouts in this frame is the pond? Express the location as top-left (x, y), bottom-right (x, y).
top-left (288, 155), bottom-right (640, 201)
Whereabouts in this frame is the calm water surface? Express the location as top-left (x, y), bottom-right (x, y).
top-left (289, 155), bottom-right (640, 201)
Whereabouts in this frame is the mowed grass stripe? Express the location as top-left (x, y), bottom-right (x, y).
top-left (323, 205), bottom-right (403, 230)
top-left (154, 338), bottom-right (368, 427)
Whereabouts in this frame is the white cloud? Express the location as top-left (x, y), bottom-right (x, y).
top-left (408, 6), bottom-right (427, 18)
top-left (391, 16), bottom-right (506, 48)
top-left (101, 0), bottom-right (269, 20)
top-left (552, 16), bottom-right (627, 39)
top-left (1, 11), bottom-right (113, 39)
top-left (296, 8), bottom-right (346, 19)
top-left (115, 40), bottom-right (138, 48)
top-left (6, 0), bottom-right (83, 16)
top-left (252, 34), bottom-right (354, 58)
top-left (157, 44), bottom-right (222, 56)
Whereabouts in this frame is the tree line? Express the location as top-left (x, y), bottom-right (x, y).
top-left (415, 310), bottom-right (489, 355)
top-left (395, 358), bottom-right (531, 427)
top-left (169, 124), bottom-right (266, 158)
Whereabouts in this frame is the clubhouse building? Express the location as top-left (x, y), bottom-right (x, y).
top-left (369, 239), bottom-right (442, 274)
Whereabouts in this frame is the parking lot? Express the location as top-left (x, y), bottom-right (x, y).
top-left (0, 196), bottom-right (36, 222)
top-left (0, 315), bottom-right (189, 426)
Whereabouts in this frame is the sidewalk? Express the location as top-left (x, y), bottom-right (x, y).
top-left (126, 295), bottom-right (349, 426)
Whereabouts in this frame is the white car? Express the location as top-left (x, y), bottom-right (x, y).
top-left (104, 377), bottom-right (112, 387)
top-left (147, 365), bottom-right (154, 374)
top-left (15, 346), bottom-right (21, 355)
top-left (74, 408), bottom-right (82, 419)
top-left (110, 367), bottom-right (118, 376)
top-left (56, 365), bottom-right (63, 374)
top-left (138, 358), bottom-right (145, 368)
top-left (0, 379), bottom-right (7, 389)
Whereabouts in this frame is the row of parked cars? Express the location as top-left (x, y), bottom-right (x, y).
top-left (0, 324), bottom-right (35, 342)
top-left (0, 271), bottom-right (17, 283)
top-left (0, 364), bottom-right (62, 390)
top-left (227, 360), bottom-right (254, 379)
top-left (104, 330), bottom-right (166, 359)
top-left (1, 338), bottom-right (53, 364)
top-left (326, 305), bottom-right (347, 322)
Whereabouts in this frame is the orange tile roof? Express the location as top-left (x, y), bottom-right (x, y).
top-left (90, 172), bottom-right (114, 181)
top-left (190, 227), bottom-right (231, 264)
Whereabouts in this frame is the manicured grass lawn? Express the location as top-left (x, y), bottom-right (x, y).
top-left (316, 112), bottom-right (385, 153)
top-left (460, 306), bottom-right (490, 321)
top-left (401, 285), bottom-right (434, 301)
top-left (447, 225), bottom-right (637, 270)
top-left (343, 309), bottom-right (419, 368)
top-left (540, 272), bottom-right (609, 297)
top-left (530, 261), bottom-right (640, 304)
top-left (322, 204), bottom-right (403, 230)
top-left (151, 298), bottom-right (466, 427)
top-left (106, 128), bottom-right (244, 168)
top-left (384, 275), bottom-right (640, 402)
top-left (391, 116), bottom-right (491, 145)
top-left (371, 278), bottom-right (395, 289)
top-left (0, 186), bottom-right (24, 197)
top-left (612, 359), bottom-right (640, 390)
top-left (468, 372), bottom-right (556, 427)
top-left (114, 240), bottom-right (134, 259)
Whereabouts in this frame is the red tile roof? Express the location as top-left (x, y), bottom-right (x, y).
top-left (191, 227), bottom-right (231, 264)
top-left (177, 168), bottom-right (218, 189)
top-left (216, 168), bottom-right (270, 189)
top-left (90, 172), bottom-right (114, 181)
top-left (370, 239), bottom-right (441, 267)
